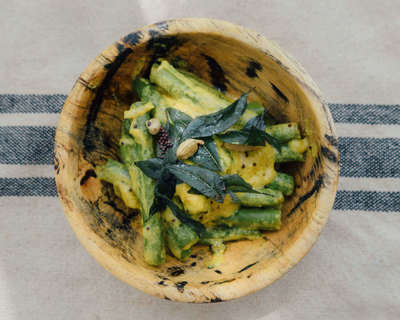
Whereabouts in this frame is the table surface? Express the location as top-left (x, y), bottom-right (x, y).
top-left (0, 1), bottom-right (399, 319)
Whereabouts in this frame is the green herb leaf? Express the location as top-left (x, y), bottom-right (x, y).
top-left (167, 109), bottom-right (221, 170)
top-left (182, 93), bottom-right (249, 139)
top-left (189, 137), bottom-right (221, 171)
top-left (164, 197), bottom-right (206, 235)
top-left (188, 187), bottom-right (202, 195)
top-left (246, 127), bottom-right (269, 146)
top-left (217, 130), bottom-right (249, 145)
top-left (227, 190), bottom-right (240, 203)
top-left (264, 132), bottom-right (282, 151)
top-left (164, 123), bottom-right (184, 163)
top-left (135, 158), bottom-right (177, 216)
top-left (188, 173), bottom-right (260, 198)
top-left (218, 113), bottom-right (267, 146)
top-left (150, 168), bottom-right (177, 216)
top-left (135, 158), bottom-right (164, 180)
top-left (164, 109), bottom-right (192, 163)
top-left (167, 108), bottom-right (192, 126)
top-left (244, 114), bottom-right (272, 146)
top-left (217, 114), bottom-right (282, 149)
top-left (167, 163), bottom-right (226, 202)
top-left (244, 114), bottom-right (266, 131)
top-left (217, 128), bottom-right (267, 146)
top-left (222, 174), bottom-right (260, 193)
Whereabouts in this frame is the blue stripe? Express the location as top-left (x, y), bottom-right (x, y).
top-left (0, 95), bottom-right (399, 125)
top-left (1, 127), bottom-right (399, 179)
top-left (0, 178), bottom-right (57, 196)
top-left (0, 177), bottom-right (398, 212)
top-left (329, 103), bottom-right (400, 125)
top-left (0, 127), bottom-right (55, 164)
top-left (339, 137), bottom-right (400, 178)
top-left (0, 94), bottom-right (66, 113)
top-left (334, 191), bottom-right (400, 212)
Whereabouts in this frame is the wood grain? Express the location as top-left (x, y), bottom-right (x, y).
top-left (54, 18), bottom-right (339, 303)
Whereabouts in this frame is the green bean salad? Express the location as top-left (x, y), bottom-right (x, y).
top-left (96, 60), bottom-right (308, 267)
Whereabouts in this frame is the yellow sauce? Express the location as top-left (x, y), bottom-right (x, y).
top-left (175, 183), bottom-right (239, 226)
top-left (175, 183), bottom-right (210, 215)
top-left (228, 144), bottom-right (276, 189)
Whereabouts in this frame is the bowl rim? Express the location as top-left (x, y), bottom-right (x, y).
top-left (55, 18), bottom-right (339, 303)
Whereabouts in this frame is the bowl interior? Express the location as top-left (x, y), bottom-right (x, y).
top-left (55, 19), bottom-right (339, 302)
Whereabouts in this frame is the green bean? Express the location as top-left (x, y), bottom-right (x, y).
top-left (274, 145), bottom-right (304, 163)
top-left (235, 188), bottom-right (284, 207)
top-left (150, 60), bottom-right (229, 110)
top-left (133, 78), bottom-right (169, 124)
top-left (143, 213), bottom-right (165, 264)
top-left (96, 159), bottom-right (131, 186)
top-left (162, 207), bottom-right (199, 260)
top-left (266, 123), bottom-right (301, 143)
top-left (218, 207), bottom-right (281, 231)
top-left (266, 172), bottom-right (294, 196)
top-left (149, 60), bottom-right (262, 126)
top-left (288, 138), bottom-right (308, 154)
top-left (198, 227), bottom-right (262, 245)
top-left (120, 108), bottom-right (165, 266)
top-left (199, 227), bottom-right (263, 268)
top-left (206, 239), bottom-right (225, 269)
top-left (95, 159), bottom-right (140, 209)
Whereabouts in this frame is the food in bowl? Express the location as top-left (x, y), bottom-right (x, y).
top-left (96, 59), bottom-right (308, 267)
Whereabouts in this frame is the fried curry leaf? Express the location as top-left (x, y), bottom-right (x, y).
top-left (217, 114), bottom-right (282, 150)
top-left (135, 158), bottom-right (164, 180)
top-left (222, 174), bottom-right (260, 193)
top-left (189, 137), bottom-right (221, 171)
top-left (182, 93), bottom-right (249, 139)
top-left (167, 108), bottom-right (221, 170)
top-left (166, 163), bottom-right (226, 202)
top-left (157, 193), bottom-right (206, 235)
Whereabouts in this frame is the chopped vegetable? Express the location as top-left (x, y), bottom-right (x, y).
top-left (96, 59), bottom-right (308, 266)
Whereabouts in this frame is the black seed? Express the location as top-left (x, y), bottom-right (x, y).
top-left (241, 164), bottom-right (245, 169)
top-left (245, 152), bottom-right (249, 157)
top-left (253, 163), bottom-right (256, 167)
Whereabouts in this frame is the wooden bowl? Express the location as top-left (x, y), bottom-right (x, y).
top-left (55, 18), bottom-right (339, 303)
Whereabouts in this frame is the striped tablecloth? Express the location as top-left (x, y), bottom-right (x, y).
top-left (1, 95), bottom-right (399, 212)
top-left (0, 94), bottom-right (399, 318)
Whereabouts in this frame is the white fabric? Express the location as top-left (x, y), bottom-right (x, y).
top-left (0, 1), bottom-right (399, 319)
